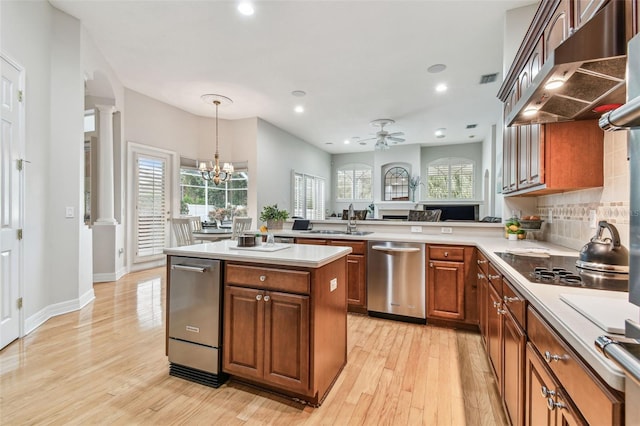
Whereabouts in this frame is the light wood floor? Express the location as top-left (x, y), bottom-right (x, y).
top-left (0, 267), bottom-right (507, 425)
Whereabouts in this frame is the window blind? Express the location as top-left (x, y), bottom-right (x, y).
top-left (136, 155), bottom-right (167, 260)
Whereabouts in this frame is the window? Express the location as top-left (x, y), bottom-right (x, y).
top-left (135, 153), bottom-right (168, 261)
top-left (336, 164), bottom-right (372, 200)
top-left (293, 171), bottom-right (325, 219)
top-left (180, 165), bottom-right (248, 222)
top-left (426, 158), bottom-right (474, 199)
top-left (383, 166), bottom-right (410, 201)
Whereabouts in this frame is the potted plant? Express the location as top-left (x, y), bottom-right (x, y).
top-left (259, 204), bottom-right (289, 230)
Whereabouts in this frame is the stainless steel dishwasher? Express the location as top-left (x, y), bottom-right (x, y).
top-left (168, 256), bottom-right (226, 387)
top-left (367, 241), bottom-right (426, 322)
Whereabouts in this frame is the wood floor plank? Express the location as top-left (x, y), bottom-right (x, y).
top-left (0, 267), bottom-right (508, 425)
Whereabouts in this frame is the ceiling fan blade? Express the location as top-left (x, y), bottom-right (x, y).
top-left (358, 136), bottom-right (377, 143)
top-left (387, 136), bottom-right (405, 143)
top-left (388, 132), bottom-right (404, 137)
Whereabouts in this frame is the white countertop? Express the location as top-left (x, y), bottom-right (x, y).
top-left (165, 229), bottom-right (630, 391)
top-left (164, 239), bottom-right (352, 268)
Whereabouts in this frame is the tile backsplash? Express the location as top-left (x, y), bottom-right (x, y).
top-left (536, 131), bottom-right (629, 251)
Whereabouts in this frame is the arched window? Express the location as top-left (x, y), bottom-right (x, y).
top-left (426, 158), bottom-right (474, 199)
top-left (336, 163), bottom-right (372, 200)
top-left (383, 166), bottom-right (410, 201)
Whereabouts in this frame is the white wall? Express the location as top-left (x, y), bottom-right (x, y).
top-left (502, 3), bottom-right (538, 78)
top-left (256, 118), bottom-right (332, 221)
top-left (1, 1), bottom-right (93, 329)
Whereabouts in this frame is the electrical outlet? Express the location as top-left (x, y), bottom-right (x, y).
top-left (330, 278), bottom-right (337, 292)
top-left (589, 210), bottom-right (597, 228)
top-left (411, 226), bottom-right (422, 233)
top-left (441, 227), bottom-right (453, 234)
top-left (65, 206), bottom-right (74, 218)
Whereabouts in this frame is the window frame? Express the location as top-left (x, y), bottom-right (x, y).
top-left (382, 165), bottom-right (410, 201)
top-left (292, 171), bottom-right (326, 220)
top-left (425, 157), bottom-right (475, 200)
top-left (335, 163), bottom-right (373, 201)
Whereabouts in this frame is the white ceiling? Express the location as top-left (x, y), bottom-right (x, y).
top-left (49, 0), bottom-right (535, 153)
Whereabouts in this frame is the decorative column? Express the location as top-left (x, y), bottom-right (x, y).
top-left (95, 104), bottom-right (116, 224)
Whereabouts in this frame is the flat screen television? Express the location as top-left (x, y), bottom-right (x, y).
top-left (421, 204), bottom-right (479, 221)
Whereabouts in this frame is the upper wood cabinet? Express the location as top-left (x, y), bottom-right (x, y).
top-left (574, 0), bottom-right (609, 30)
top-left (627, 0), bottom-right (640, 36)
top-left (544, 0), bottom-right (572, 60)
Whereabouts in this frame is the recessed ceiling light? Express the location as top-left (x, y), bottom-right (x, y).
top-left (294, 105), bottom-right (304, 113)
top-left (435, 83), bottom-right (447, 92)
top-left (435, 128), bottom-right (446, 137)
top-left (428, 63), bottom-right (447, 73)
top-left (291, 90), bottom-right (306, 97)
top-left (237, 2), bottom-right (254, 16)
top-left (344, 139), bottom-right (350, 145)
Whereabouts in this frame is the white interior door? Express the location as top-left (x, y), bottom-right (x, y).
top-left (1, 55), bottom-right (24, 349)
top-left (133, 150), bottom-right (171, 263)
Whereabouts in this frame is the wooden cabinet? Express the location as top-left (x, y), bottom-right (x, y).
top-left (503, 119), bottom-right (603, 195)
top-left (223, 258), bottom-right (347, 405)
top-left (544, 0), bottom-right (572, 60)
top-left (525, 343), bottom-right (584, 426)
top-left (487, 281), bottom-right (503, 384)
top-left (295, 237), bottom-right (367, 313)
top-left (574, 0), bottom-right (608, 31)
top-left (426, 245), bottom-right (477, 327)
top-left (476, 251), bottom-right (489, 346)
top-left (502, 278), bottom-right (527, 426)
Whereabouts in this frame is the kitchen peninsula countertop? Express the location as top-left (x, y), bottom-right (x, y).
top-left (166, 229), bottom-right (629, 392)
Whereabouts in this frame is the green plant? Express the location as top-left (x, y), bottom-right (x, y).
top-left (259, 204), bottom-right (289, 222)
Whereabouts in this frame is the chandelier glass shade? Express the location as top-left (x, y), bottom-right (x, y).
top-left (199, 94), bottom-right (234, 185)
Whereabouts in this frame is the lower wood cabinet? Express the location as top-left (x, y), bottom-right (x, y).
top-left (503, 308), bottom-right (526, 426)
top-left (224, 285), bottom-right (310, 394)
top-left (295, 238), bottom-right (367, 313)
top-left (426, 245), bottom-right (477, 327)
top-left (222, 259), bottom-right (347, 405)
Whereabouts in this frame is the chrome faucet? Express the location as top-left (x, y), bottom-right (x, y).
top-left (347, 203), bottom-right (357, 234)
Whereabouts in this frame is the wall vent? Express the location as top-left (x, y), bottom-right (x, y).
top-left (466, 124), bottom-right (477, 129)
top-left (479, 73), bottom-right (498, 84)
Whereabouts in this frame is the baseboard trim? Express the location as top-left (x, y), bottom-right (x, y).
top-left (24, 288), bottom-right (96, 336)
top-left (93, 272), bottom-right (117, 282)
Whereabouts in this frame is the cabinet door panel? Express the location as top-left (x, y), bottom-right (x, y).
top-left (264, 291), bottom-right (310, 393)
top-left (478, 271), bottom-right (489, 346)
top-left (346, 254), bottom-right (366, 309)
top-left (427, 260), bottom-right (465, 320)
top-left (545, 0), bottom-right (571, 60)
top-left (525, 344), bottom-right (555, 426)
top-left (223, 286), bottom-right (264, 379)
top-left (488, 284), bottom-right (502, 389)
top-left (503, 311), bottom-right (526, 426)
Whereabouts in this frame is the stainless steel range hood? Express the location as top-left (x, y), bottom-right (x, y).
top-left (506, 0), bottom-right (627, 127)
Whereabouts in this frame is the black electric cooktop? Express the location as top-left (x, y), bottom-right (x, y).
top-left (495, 252), bottom-right (629, 292)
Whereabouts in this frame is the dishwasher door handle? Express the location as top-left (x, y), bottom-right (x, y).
top-left (371, 245), bottom-right (421, 253)
top-left (171, 264), bottom-right (208, 273)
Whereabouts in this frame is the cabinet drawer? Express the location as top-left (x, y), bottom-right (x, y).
top-left (477, 251), bottom-right (489, 275)
top-left (502, 278), bottom-right (526, 330)
top-left (527, 307), bottom-right (623, 426)
top-left (295, 238), bottom-right (328, 245)
top-left (226, 264), bottom-right (310, 295)
top-left (487, 263), bottom-right (503, 295)
top-left (429, 246), bottom-right (464, 262)
top-left (330, 239), bottom-right (366, 255)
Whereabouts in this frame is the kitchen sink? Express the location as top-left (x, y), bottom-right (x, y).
top-left (347, 231), bottom-right (373, 236)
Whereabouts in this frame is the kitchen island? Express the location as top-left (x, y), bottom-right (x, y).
top-left (164, 240), bottom-right (352, 406)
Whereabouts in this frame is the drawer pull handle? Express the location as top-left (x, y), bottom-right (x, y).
top-left (259, 275), bottom-right (267, 282)
top-left (544, 351), bottom-right (563, 363)
top-left (547, 397), bottom-right (565, 411)
top-left (497, 308), bottom-right (507, 315)
top-left (263, 295), bottom-right (270, 302)
top-left (503, 296), bottom-right (520, 303)
top-left (541, 386), bottom-right (556, 398)
top-left (477, 273), bottom-right (485, 279)
top-left (488, 274), bottom-right (501, 280)
top-left (256, 294), bottom-right (262, 301)
top-left (493, 301), bottom-right (501, 308)
top-left (477, 259), bottom-right (487, 264)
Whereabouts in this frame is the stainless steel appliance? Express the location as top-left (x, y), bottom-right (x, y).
top-left (596, 31), bottom-right (640, 424)
top-left (495, 252), bottom-right (628, 292)
top-left (367, 241), bottom-right (425, 322)
top-left (168, 256), bottom-right (226, 387)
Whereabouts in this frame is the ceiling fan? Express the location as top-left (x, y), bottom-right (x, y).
top-left (358, 118), bottom-right (405, 150)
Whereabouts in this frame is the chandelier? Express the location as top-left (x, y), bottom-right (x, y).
top-left (199, 94), bottom-right (234, 185)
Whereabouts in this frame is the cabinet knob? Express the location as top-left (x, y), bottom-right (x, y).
top-left (429, 262), bottom-right (434, 268)
top-left (478, 273), bottom-right (485, 279)
top-left (444, 252), bottom-right (449, 257)
top-left (256, 294), bottom-right (262, 301)
top-left (259, 275), bottom-right (267, 282)
top-left (540, 386), bottom-right (556, 398)
top-left (263, 295), bottom-right (270, 302)
top-left (547, 397), bottom-right (565, 411)
top-left (493, 301), bottom-right (501, 308)
top-left (544, 351), bottom-right (563, 363)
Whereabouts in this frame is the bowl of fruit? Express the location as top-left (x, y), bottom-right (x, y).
top-left (519, 215), bottom-right (544, 230)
